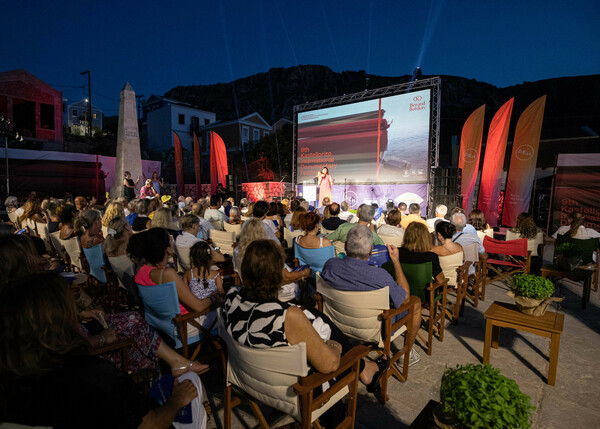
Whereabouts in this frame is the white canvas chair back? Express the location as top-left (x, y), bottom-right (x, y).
top-left (319, 225), bottom-right (334, 236)
top-left (209, 230), bottom-right (236, 255)
top-left (462, 243), bottom-right (479, 263)
top-left (36, 222), bottom-right (52, 253)
top-left (283, 227), bottom-right (304, 247)
top-left (332, 240), bottom-right (346, 256)
top-left (315, 273), bottom-right (403, 347)
top-left (107, 254), bottom-right (136, 291)
top-left (175, 245), bottom-right (191, 272)
top-left (24, 218), bottom-right (37, 236)
top-left (209, 220), bottom-right (224, 231)
top-left (60, 236), bottom-right (83, 270)
top-left (8, 212), bottom-right (21, 229)
top-left (223, 222), bottom-right (242, 240)
top-left (240, 215), bottom-right (251, 222)
top-left (217, 312), bottom-right (311, 422)
top-left (49, 231), bottom-right (66, 260)
top-left (505, 230), bottom-right (543, 257)
top-left (438, 251), bottom-right (464, 287)
top-left (101, 225), bottom-right (109, 238)
top-left (476, 230), bottom-right (494, 242)
top-left (380, 235), bottom-right (404, 246)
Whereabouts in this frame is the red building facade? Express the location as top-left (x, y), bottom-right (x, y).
top-left (0, 69), bottom-right (63, 144)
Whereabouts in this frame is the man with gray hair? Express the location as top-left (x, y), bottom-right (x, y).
top-left (338, 200), bottom-right (355, 223)
top-left (451, 212), bottom-right (485, 254)
top-left (426, 204), bottom-right (449, 233)
top-left (327, 204), bottom-right (385, 245)
top-left (321, 225), bottom-right (422, 367)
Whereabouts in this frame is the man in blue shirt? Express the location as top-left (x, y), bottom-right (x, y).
top-left (321, 225), bottom-right (422, 367)
top-left (451, 213), bottom-right (486, 254)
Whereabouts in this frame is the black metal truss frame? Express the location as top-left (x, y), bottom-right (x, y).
top-left (292, 77), bottom-right (441, 203)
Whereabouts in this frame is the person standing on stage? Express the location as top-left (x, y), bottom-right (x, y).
top-left (123, 171), bottom-right (139, 202)
top-left (317, 166), bottom-right (333, 207)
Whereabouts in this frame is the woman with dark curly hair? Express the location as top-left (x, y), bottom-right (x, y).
top-left (296, 212), bottom-right (333, 250)
top-left (467, 209), bottom-right (489, 231)
top-left (0, 272), bottom-right (200, 428)
top-left (511, 212), bottom-right (539, 240)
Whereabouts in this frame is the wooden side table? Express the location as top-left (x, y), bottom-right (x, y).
top-left (483, 301), bottom-right (564, 385)
top-left (540, 265), bottom-right (593, 309)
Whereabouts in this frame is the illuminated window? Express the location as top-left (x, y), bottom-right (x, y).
top-left (92, 113), bottom-right (97, 119)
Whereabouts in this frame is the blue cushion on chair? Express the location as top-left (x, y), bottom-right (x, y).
top-left (82, 244), bottom-right (108, 283)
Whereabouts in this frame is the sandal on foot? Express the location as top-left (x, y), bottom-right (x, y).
top-left (366, 356), bottom-right (390, 394)
top-left (172, 361), bottom-right (209, 377)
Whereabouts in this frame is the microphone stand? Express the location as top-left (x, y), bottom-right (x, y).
top-left (279, 175), bottom-right (286, 201)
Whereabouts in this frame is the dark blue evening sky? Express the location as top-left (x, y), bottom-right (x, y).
top-left (2, 0), bottom-right (598, 114)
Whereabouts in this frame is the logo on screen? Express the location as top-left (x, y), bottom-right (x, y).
top-left (515, 145), bottom-right (535, 161)
top-left (464, 149), bottom-right (478, 163)
top-left (413, 96), bottom-right (422, 102)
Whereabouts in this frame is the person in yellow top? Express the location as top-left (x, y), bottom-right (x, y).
top-left (400, 203), bottom-right (429, 230)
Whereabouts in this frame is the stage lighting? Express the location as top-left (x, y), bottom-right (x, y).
top-left (411, 67), bottom-right (422, 81)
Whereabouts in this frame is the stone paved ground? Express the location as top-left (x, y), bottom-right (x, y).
top-left (204, 265), bottom-right (600, 428)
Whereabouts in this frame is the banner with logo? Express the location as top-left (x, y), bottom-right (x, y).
top-left (502, 95), bottom-right (546, 226)
top-left (477, 98), bottom-right (514, 227)
top-left (193, 131), bottom-right (202, 199)
top-left (173, 132), bottom-right (185, 197)
top-left (551, 153), bottom-right (600, 234)
top-left (210, 131), bottom-right (229, 195)
top-left (458, 105), bottom-right (486, 211)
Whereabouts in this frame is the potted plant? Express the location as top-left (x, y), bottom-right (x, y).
top-left (553, 242), bottom-right (582, 271)
top-left (435, 364), bottom-right (534, 429)
top-left (507, 274), bottom-right (562, 316)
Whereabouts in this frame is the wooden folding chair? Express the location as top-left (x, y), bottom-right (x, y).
top-left (209, 230), bottom-right (236, 256)
top-left (315, 273), bottom-right (420, 404)
top-left (439, 252), bottom-right (470, 323)
top-left (483, 236), bottom-right (531, 284)
top-left (217, 312), bottom-right (369, 429)
top-left (462, 243), bottom-right (486, 307)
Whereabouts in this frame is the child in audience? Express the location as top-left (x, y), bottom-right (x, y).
top-left (183, 241), bottom-right (225, 302)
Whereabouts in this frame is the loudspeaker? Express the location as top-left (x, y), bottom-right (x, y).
top-left (226, 175), bottom-right (235, 193)
top-left (430, 167), bottom-right (462, 217)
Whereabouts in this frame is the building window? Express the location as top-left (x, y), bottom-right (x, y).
top-left (242, 126), bottom-right (249, 144)
top-left (178, 113), bottom-right (185, 124)
top-left (191, 116), bottom-right (199, 131)
top-left (264, 131), bottom-right (269, 137)
top-left (92, 113), bottom-right (97, 119)
top-left (204, 118), bottom-right (210, 125)
top-left (253, 129), bottom-right (260, 142)
top-left (40, 104), bottom-right (55, 130)
top-left (72, 109), bottom-right (78, 117)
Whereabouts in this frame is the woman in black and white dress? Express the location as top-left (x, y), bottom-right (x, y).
top-left (222, 239), bottom-right (386, 393)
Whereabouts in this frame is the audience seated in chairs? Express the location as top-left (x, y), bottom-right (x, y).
top-left (183, 241), bottom-right (225, 304)
top-left (104, 216), bottom-right (136, 294)
top-left (327, 204), bottom-right (385, 245)
top-left (234, 218), bottom-right (309, 301)
top-left (378, 208), bottom-right (405, 238)
top-left (222, 239), bottom-right (387, 399)
top-left (431, 221), bottom-right (463, 257)
top-left (0, 272), bottom-right (206, 428)
top-left (75, 209), bottom-right (104, 249)
top-left (321, 202), bottom-right (347, 231)
top-left (191, 203), bottom-right (215, 239)
top-left (426, 204), bottom-right (448, 233)
top-left (19, 198), bottom-right (47, 226)
top-left (400, 203), bottom-right (428, 230)
top-left (294, 212), bottom-right (335, 277)
top-left (130, 228), bottom-right (219, 317)
top-left (552, 212), bottom-right (600, 241)
top-left (451, 212), bottom-right (486, 258)
top-left (151, 207), bottom-right (179, 241)
top-left (321, 225), bottom-right (423, 367)
top-left (398, 222), bottom-right (445, 284)
top-left (132, 198), bottom-right (151, 231)
top-left (226, 206), bottom-right (243, 225)
top-left (102, 201), bottom-right (125, 230)
top-left (57, 203), bottom-right (78, 240)
top-left (289, 206), bottom-right (307, 231)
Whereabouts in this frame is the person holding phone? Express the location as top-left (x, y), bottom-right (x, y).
top-left (123, 171), bottom-right (139, 201)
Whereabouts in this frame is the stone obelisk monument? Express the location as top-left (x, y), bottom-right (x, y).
top-left (111, 82), bottom-right (143, 199)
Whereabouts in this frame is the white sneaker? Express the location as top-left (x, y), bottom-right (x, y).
top-left (396, 348), bottom-right (420, 368)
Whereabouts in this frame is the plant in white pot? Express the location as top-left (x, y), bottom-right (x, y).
top-left (507, 274), bottom-right (562, 316)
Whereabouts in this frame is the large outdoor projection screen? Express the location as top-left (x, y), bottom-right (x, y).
top-left (296, 88), bottom-right (431, 184)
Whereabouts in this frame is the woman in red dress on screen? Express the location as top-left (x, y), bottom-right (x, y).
top-left (317, 166), bottom-right (333, 207)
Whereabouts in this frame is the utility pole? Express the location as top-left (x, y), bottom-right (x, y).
top-left (80, 70), bottom-right (91, 137)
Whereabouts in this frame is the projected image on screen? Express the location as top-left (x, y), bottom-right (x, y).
top-left (297, 89), bottom-right (431, 184)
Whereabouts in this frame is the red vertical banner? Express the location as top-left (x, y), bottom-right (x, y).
top-left (193, 131), bottom-right (202, 199)
top-left (458, 105), bottom-right (486, 211)
top-left (502, 95), bottom-right (546, 227)
top-left (477, 98), bottom-right (514, 227)
top-left (173, 131), bottom-right (184, 197)
top-left (210, 131), bottom-right (229, 194)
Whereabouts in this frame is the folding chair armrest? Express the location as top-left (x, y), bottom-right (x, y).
top-left (426, 279), bottom-right (448, 293)
top-left (314, 292), bottom-right (324, 313)
top-left (293, 257), bottom-right (299, 268)
top-left (174, 309), bottom-right (210, 323)
top-left (294, 345), bottom-right (370, 394)
top-left (384, 295), bottom-right (420, 331)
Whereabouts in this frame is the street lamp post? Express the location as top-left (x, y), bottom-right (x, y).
top-left (0, 116), bottom-right (24, 198)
